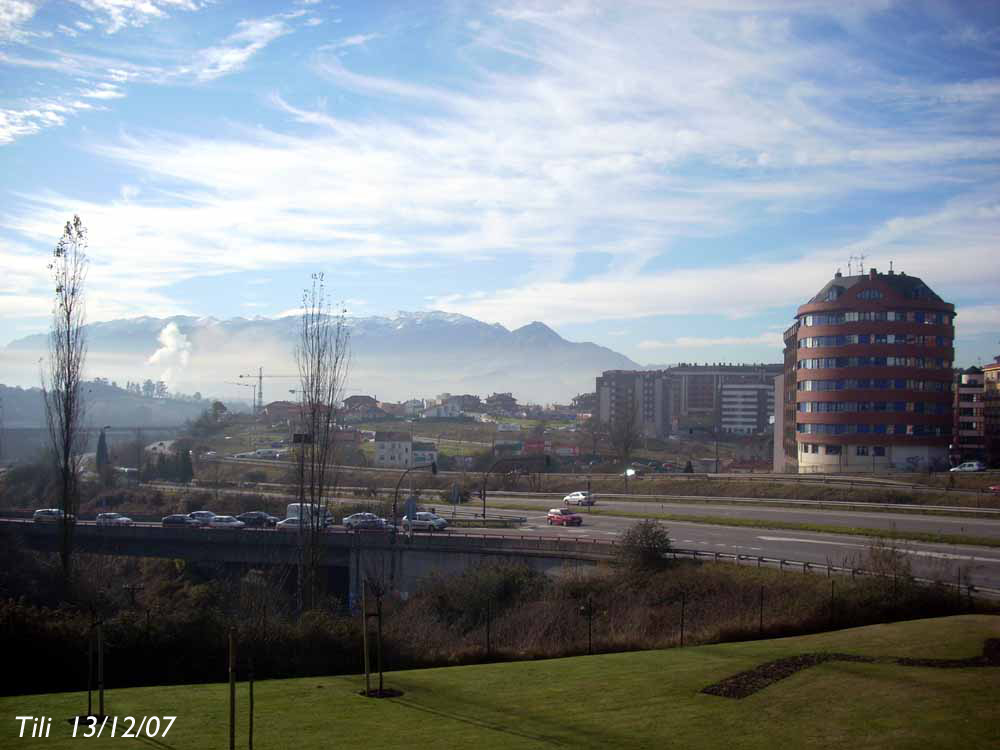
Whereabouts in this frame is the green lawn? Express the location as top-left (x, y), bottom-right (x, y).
top-left (2, 615), bottom-right (997, 749)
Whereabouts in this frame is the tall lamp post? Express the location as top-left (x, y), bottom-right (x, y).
top-left (392, 461), bottom-right (438, 525)
top-left (480, 454), bottom-right (551, 519)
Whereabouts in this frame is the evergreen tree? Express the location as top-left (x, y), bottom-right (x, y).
top-left (96, 429), bottom-right (109, 474)
top-left (96, 428), bottom-right (112, 487)
top-left (177, 447), bottom-right (194, 484)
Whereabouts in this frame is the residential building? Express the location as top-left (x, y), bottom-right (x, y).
top-left (791, 267), bottom-right (954, 473)
top-left (953, 367), bottom-right (985, 463)
top-left (412, 441), bottom-right (438, 466)
top-left (485, 392), bottom-right (518, 415)
top-left (596, 369), bottom-right (671, 438)
top-left (374, 431), bottom-right (412, 468)
top-left (421, 401), bottom-right (461, 418)
top-left (596, 363), bottom-right (781, 438)
top-left (984, 355), bottom-right (1000, 467)
top-left (774, 323), bottom-right (800, 473)
top-left (720, 383), bottom-right (774, 434)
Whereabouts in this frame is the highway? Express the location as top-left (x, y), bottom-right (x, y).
top-left (9, 514), bottom-right (1000, 592)
top-left (485, 494), bottom-right (1000, 539)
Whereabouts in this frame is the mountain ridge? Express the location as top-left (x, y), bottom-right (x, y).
top-left (5, 311), bottom-right (640, 403)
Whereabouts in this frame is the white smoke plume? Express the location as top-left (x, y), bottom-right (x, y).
top-left (147, 322), bottom-right (192, 385)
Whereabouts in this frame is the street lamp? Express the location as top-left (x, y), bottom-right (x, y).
top-left (480, 454), bottom-right (551, 519)
top-left (392, 461), bottom-right (438, 526)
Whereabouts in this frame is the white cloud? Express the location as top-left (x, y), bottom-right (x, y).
top-left (191, 17), bottom-right (291, 81)
top-left (81, 82), bottom-right (125, 99)
top-left (639, 332), bottom-right (784, 350)
top-left (324, 32), bottom-right (379, 49)
top-left (0, 0), bottom-right (37, 41)
top-left (955, 305), bottom-right (1000, 337)
top-left (71, 0), bottom-right (201, 34)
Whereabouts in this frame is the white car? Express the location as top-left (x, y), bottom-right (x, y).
top-left (402, 512), bottom-right (449, 531)
top-left (343, 512), bottom-right (383, 530)
top-left (950, 461), bottom-right (987, 472)
top-left (187, 510), bottom-right (217, 526)
top-left (208, 515), bottom-right (245, 529)
top-left (32, 508), bottom-right (73, 524)
top-left (563, 491), bottom-right (595, 506)
top-left (96, 512), bottom-right (133, 527)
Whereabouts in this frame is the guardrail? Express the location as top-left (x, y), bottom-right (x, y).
top-left (392, 530), bottom-right (1000, 599)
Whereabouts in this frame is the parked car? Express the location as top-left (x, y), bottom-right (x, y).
top-left (950, 461), bottom-right (987, 472)
top-left (547, 508), bottom-right (583, 526)
top-left (343, 512), bottom-right (384, 530)
top-left (208, 515), bottom-right (245, 529)
top-left (563, 491), bottom-right (595, 506)
top-left (32, 508), bottom-right (73, 524)
top-left (236, 511), bottom-right (279, 528)
top-left (162, 514), bottom-right (198, 527)
top-left (187, 510), bottom-right (217, 526)
top-left (989, 485), bottom-right (1000, 494)
top-left (402, 512), bottom-right (449, 531)
top-left (96, 512), bottom-right (133, 527)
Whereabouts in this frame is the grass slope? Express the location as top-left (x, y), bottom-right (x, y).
top-left (2, 615), bottom-right (997, 749)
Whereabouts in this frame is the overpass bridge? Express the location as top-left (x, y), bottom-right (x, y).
top-left (3, 521), bottom-right (610, 603)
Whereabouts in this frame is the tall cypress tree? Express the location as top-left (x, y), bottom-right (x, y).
top-left (96, 429), bottom-right (109, 475)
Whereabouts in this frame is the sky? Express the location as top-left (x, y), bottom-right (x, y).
top-left (1, 0), bottom-right (999, 373)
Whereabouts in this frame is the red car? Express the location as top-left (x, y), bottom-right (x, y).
top-left (547, 508), bottom-right (583, 526)
top-left (989, 485), bottom-right (1000, 494)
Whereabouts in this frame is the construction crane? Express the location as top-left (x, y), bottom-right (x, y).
top-left (238, 369), bottom-right (298, 414)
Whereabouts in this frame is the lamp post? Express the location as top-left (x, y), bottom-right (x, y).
top-left (392, 461), bottom-right (438, 526)
top-left (480, 454), bottom-right (551, 519)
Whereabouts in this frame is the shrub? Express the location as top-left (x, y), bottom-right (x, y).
top-left (619, 519), bottom-right (672, 571)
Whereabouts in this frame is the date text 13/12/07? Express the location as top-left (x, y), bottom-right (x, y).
top-left (71, 715), bottom-right (177, 739)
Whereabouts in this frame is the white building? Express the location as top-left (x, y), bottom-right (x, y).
top-left (412, 441), bottom-right (438, 466)
top-left (374, 431), bottom-right (413, 468)
top-left (720, 383), bottom-right (774, 434)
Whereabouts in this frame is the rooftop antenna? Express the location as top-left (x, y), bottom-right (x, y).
top-left (889, 260), bottom-right (893, 273)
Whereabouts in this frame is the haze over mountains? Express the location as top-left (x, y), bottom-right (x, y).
top-left (4, 312), bottom-right (639, 404)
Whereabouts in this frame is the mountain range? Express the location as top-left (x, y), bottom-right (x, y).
top-left (5, 312), bottom-right (639, 404)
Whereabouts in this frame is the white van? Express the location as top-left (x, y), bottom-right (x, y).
top-left (285, 502), bottom-right (333, 527)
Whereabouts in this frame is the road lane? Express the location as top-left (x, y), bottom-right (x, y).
top-left (485, 494), bottom-right (1000, 539)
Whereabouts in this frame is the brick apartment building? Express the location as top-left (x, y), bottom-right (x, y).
top-left (784, 267), bottom-right (955, 473)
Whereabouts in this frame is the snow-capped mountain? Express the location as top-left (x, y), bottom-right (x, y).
top-left (5, 311), bottom-right (638, 403)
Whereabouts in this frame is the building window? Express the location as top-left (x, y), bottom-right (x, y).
top-left (873, 446), bottom-right (886, 456)
top-left (856, 446), bottom-right (869, 456)
top-left (825, 445), bottom-right (841, 455)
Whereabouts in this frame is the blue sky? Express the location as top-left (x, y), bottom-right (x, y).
top-left (2, 0), bottom-right (999, 369)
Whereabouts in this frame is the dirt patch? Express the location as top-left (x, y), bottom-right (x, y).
top-left (702, 639), bottom-right (1000, 699)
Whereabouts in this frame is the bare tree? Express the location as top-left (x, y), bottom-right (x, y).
top-left (295, 273), bottom-right (350, 609)
top-left (41, 215), bottom-right (89, 579)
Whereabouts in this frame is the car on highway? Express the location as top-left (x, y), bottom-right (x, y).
top-left (96, 512), bottom-right (133, 527)
top-left (563, 491), bottom-right (595, 506)
top-left (990, 485), bottom-right (1000, 494)
top-left (402, 512), bottom-right (449, 531)
top-left (208, 515), bottom-right (245, 529)
top-left (187, 510), bottom-right (217, 526)
top-left (547, 508), bottom-right (583, 526)
top-left (162, 514), bottom-right (198, 527)
top-left (236, 511), bottom-right (279, 528)
top-left (275, 516), bottom-right (327, 532)
top-left (32, 508), bottom-right (74, 524)
top-left (950, 461), bottom-right (987, 472)
top-left (343, 512), bottom-right (384, 530)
